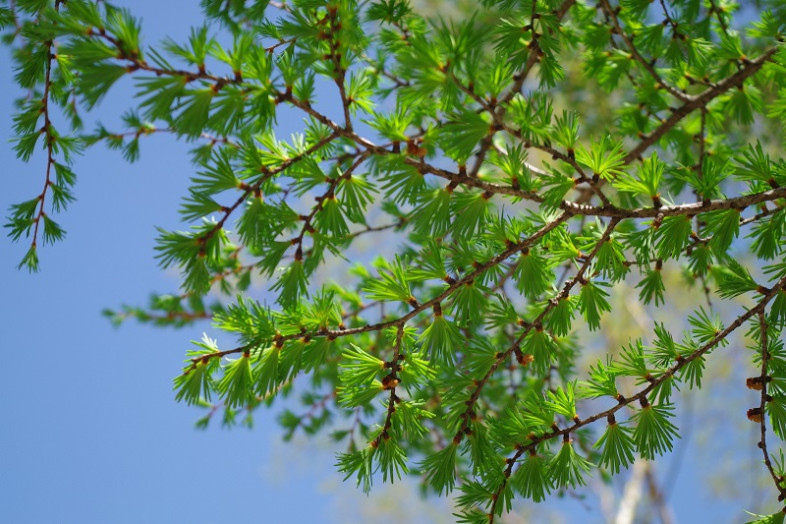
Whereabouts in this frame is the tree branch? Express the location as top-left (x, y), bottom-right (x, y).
top-left (487, 275), bottom-right (786, 522)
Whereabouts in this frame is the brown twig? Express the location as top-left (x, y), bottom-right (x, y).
top-left (290, 152), bottom-right (369, 261)
top-left (624, 46), bottom-right (778, 163)
top-left (600, 0), bottom-right (692, 103)
top-left (185, 211), bottom-right (574, 370)
top-left (200, 131), bottom-right (340, 249)
top-left (29, 4), bottom-right (63, 258)
top-left (466, 0), bottom-right (576, 179)
top-left (325, 5), bottom-right (352, 130)
top-left (486, 276), bottom-right (786, 522)
top-left (372, 325), bottom-right (405, 447)
top-left (756, 312), bottom-right (786, 501)
top-left (706, 0), bottom-right (730, 35)
top-left (455, 217), bottom-right (622, 447)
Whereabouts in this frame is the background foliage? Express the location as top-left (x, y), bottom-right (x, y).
top-left (4, 0), bottom-right (786, 522)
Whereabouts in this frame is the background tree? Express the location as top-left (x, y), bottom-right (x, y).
top-left (3, 0), bottom-right (786, 522)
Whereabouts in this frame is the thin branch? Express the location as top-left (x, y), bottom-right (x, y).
top-left (694, 108), bottom-right (712, 306)
top-left (290, 151), bottom-right (369, 261)
top-left (740, 204), bottom-right (784, 227)
top-left (461, 217), bottom-right (622, 448)
top-left (467, 0), bottom-right (576, 178)
top-left (113, 309), bottom-right (212, 324)
top-left (29, 5), bottom-right (62, 257)
top-left (345, 220), bottom-right (403, 240)
top-left (88, 15), bottom-right (779, 225)
top-left (199, 131), bottom-right (340, 247)
top-left (624, 46), bottom-right (778, 163)
top-left (287, 390), bottom-right (336, 435)
top-left (706, 0), bottom-right (730, 35)
top-left (360, 53), bottom-right (410, 89)
top-left (268, 1), bottom-right (291, 12)
top-left (326, 6), bottom-right (352, 130)
top-left (755, 312), bottom-right (786, 500)
top-left (563, 186), bottom-right (786, 219)
top-left (185, 211), bottom-right (574, 369)
top-left (372, 325), bottom-right (405, 447)
top-left (599, 0), bottom-right (692, 103)
top-left (93, 126), bottom-right (238, 149)
top-left (487, 276), bottom-right (786, 522)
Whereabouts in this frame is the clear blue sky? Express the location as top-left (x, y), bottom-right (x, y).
top-left (0, 2), bottom-right (776, 523)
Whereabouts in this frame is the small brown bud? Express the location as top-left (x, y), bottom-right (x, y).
top-left (747, 407), bottom-right (764, 423)
top-left (747, 376), bottom-right (771, 391)
top-left (381, 374), bottom-right (400, 390)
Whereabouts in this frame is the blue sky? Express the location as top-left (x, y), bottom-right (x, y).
top-left (0, 2), bottom-right (779, 523)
